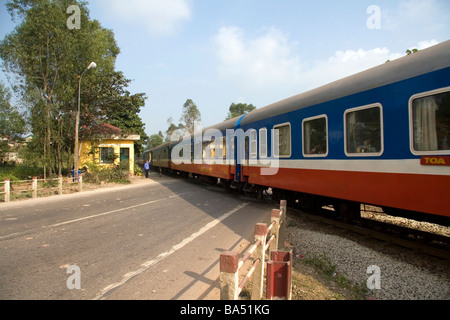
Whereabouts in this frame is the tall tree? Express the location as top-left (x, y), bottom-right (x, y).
top-left (77, 70), bottom-right (149, 155)
top-left (106, 89), bottom-right (149, 155)
top-left (225, 102), bottom-right (257, 120)
top-left (0, 81), bottom-right (26, 139)
top-left (165, 117), bottom-right (185, 142)
top-left (180, 99), bottom-right (201, 134)
top-left (0, 0), bottom-right (137, 176)
top-left (147, 131), bottom-right (164, 149)
top-left (0, 81), bottom-right (27, 160)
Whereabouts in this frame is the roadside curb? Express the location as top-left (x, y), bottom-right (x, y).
top-left (0, 176), bottom-right (160, 209)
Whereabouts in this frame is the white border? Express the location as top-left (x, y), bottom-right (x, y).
top-left (246, 159), bottom-right (450, 176)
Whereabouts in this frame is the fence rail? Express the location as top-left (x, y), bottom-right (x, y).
top-left (220, 200), bottom-right (292, 300)
top-left (1, 176), bottom-right (83, 203)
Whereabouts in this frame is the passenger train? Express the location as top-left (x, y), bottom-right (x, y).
top-left (145, 40), bottom-right (450, 226)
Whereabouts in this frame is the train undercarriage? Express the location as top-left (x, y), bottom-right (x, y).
top-left (155, 166), bottom-right (450, 227)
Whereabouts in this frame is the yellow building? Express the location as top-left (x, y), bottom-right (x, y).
top-left (79, 123), bottom-right (140, 175)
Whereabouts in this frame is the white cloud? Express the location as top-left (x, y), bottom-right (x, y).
top-left (213, 26), bottom-right (303, 87)
top-left (415, 39), bottom-right (440, 50)
top-left (302, 47), bottom-right (403, 89)
top-left (383, 0), bottom-right (448, 34)
top-left (100, 0), bottom-right (192, 36)
top-left (213, 26), bottom-right (440, 94)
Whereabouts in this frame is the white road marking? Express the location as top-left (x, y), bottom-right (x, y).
top-left (51, 193), bottom-right (188, 228)
top-left (0, 193), bottom-right (190, 241)
top-left (93, 202), bottom-right (249, 300)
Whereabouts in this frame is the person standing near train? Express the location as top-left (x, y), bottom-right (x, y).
top-left (144, 160), bottom-right (150, 178)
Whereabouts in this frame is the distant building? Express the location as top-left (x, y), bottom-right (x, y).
top-left (78, 123), bottom-right (140, 175)
top-left (1, 135), bottom-right (27, 164)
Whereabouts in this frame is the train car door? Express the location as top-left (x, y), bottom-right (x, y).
top-left (234, 115), bottom-right (246, 181)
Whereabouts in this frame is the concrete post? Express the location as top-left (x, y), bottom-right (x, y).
top-left (78, 175), bottom-right (83, 192)
top-left (32, 177), bottom-right (37, 199)
top-left (220, 251), bottom-right (239, 300)
top-left (58, 175), bottom-right (63, 195)
top-left (269, 209), bottom-right (281, 253)
top-left (279, 200), bottom-right (287, 249)
top-left (251, 223), bottom-right (268, 300)
top-left (4, 179), bottom-right (10, 203)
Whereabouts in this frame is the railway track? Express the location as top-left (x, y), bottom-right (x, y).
top-left (295, 206), bottom-right (450, 261)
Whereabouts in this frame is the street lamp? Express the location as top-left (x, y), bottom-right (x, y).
top-left (73, 61), bottom-right (96, 182)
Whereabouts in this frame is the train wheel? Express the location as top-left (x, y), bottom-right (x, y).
top-left (333, 201), bottom-right (361, 222)
top-left (220, 179), bottom-right (233, 192)
top-left (298, 194), bottom-right (321, 213)
top-left (257, 187), bottom-right (264, 200)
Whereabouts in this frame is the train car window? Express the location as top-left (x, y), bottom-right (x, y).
top-left (202, 141), bottom-right (211, 159)
top-left (410, 88), bottom-right (450, 154)
top-left (303, 115), bottom-right (328, 157)
top-left (226, 133), bottom-right (235, 162)
top-left (194, 141), bottom-right (202, 161)
top-left (250, 129), bottom-right (257, 159)
top-left (345, 104), bottom-right (383, 156)
top-left (259, 128), bottom-right (268, 158)
top-left (220, 137), bottom-right (226, 160)
top-left (210, 141), bottom-right (216, 159)
top-left (273, 123), bottom-right (291, 157)
top-left (245, 136), bottom-right (249, 161)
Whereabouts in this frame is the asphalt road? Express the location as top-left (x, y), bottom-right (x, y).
top-left (0, 175), bottom-right (274, 300)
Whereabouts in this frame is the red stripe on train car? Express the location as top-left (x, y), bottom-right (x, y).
top-left (245, 167), bottom-right (450, 218)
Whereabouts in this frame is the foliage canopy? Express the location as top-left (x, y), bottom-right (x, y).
top-left (0, 0), bottom-right (148, 175)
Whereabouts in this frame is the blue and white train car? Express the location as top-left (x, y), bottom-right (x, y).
top-left (149, 40), bottom-right (450, 224)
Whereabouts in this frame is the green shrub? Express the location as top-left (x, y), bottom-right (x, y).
top-left (83, 161), bottom-right (130, 184)
top-left (134, 163), bottom-right (143, 176)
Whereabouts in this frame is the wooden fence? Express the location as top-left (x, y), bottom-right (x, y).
top-left (1, 176), bottom-right (83, 203)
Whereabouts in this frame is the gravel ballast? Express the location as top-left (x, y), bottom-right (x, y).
top-left (286, 212), bottom-right (450, 300)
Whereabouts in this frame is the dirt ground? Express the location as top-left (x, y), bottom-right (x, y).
top-left (290, 260), bottom-right (366, 300)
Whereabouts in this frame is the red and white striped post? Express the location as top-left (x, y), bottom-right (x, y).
top-left (279, 200), bottom-right (287, 248)
top-left (219, 200), bottom-right (289, 300)
top-left (251, 223), bottom-right (268, 300)
top-left (269, 209), bottom-right (281, 253)
top-left (219, 251), bottom-right (239, 300)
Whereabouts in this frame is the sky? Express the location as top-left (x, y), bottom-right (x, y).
top-left (1, 0), bottom-right (450, 139)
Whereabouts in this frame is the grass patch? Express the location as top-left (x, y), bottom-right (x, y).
top-left (0, 165), bottom-right (44, 181)
top-left (291, 253), bottom-right (367, 300)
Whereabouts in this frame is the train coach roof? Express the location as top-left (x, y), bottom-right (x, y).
top-left (204, 115), bottom-right (241, 132)
top-left (240, 40), bottom-right (450, 125)
top-left (149, 117), bottom-right (241, 152)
